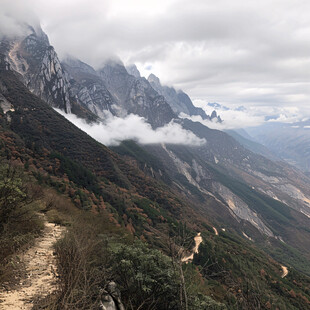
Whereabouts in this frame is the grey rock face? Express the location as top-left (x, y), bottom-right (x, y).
top-left (62, 58), bottom-right (175, 126)
top-left (62, 58), bottom-right (116, 118)
top-left (99, 282), bottom-right (125, 310)
top-left (212, 182), bottom-right (274, 237)
top-left (0, 58), bottom-right (10, 71)
top-left (126, 64), bottom-right (141, 78)
top-left (148, 73), bottom-right (216, 120)
top-left (99, 61), bottom-right (176, 127)
top-left (1, 27), bottom-right (72, 112)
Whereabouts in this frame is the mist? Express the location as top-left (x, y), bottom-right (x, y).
top-left (0, 0), bottom-right (39, 39)
top-left (55, 109), bottom-right (205, 146)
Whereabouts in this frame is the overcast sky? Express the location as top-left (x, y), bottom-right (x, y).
top-left (3, 0), bottom-right (310, 122)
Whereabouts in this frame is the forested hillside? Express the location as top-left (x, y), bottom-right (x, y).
top-left (0, 66), bottom-right (310, 309)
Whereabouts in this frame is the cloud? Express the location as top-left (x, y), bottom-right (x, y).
top-left (180, 112), bottom-right (264, 130)
top-left (55, 109), bottom-right (205, 146)
top-left (0, 0), bottom-right (39, 39)
top-left (2, 0), bottom-right (310, 119)
top-left (184, 99), bottom-right (304, 130)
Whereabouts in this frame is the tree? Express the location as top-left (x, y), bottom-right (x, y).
top-left (111, 241), bottom-right (180, 310)
top-left (0, 163), bottom-right (41, 233)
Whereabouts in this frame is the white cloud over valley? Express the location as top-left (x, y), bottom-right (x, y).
top-left (55, 109), bottom-right (205, 146)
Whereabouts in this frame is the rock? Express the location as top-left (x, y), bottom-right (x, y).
top-left (1, 27), bottom-right (72, 113)
top-left (98, 61), bottom-right (176, 128)
top-left (126, 64), bottom-right (141, 78)
top-left (148, 73), bottom-right (210, 119)
top-left (98, 289), bottom-right (117, 310)
top-left (107, 282), bottom-right (125, 310)
top-left (98, 282), bottom-right (125, 310)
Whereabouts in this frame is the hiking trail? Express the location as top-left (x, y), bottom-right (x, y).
top-left (0, 220), bottom-right (64, 309)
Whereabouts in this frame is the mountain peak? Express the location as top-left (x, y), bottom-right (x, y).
top-left (147, 73), bottom-right (161, 87)
top-left (211, 110), bottom-right (218, 119)
top-left (126, 64), bottom-right (141, 78)
top-left (62, 56), bottom-right (97, 75)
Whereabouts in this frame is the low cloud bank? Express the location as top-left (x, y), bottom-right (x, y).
top-left (179, 111), bottom-right (264, 131)
top-left (55, 109), bottom-right (205, 146)
top-left (188, 99), bottom-right (307, 130)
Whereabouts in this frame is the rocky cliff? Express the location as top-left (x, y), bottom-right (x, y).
top-left (147, 72), bottom-right (221, 121)
top-left (0, 26), bottom-right (72, 112)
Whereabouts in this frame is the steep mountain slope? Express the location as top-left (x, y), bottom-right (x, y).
top-left (112, 119), bottom-right (310, 273)
top-left (98, 61), bottom-right (177, 127)
top-left (62, 57), bottom-right (118, 118)
top-left (63, 58), bottom-right (176, 127)
top-left (225, 129), bottom-right (278, 161)
top-left (3, 25), bottom-right (309, 268)
top-left (1, 45), bottom-right (310, 310)
top-left (0, 65), bottom-right (220, 237)
top-left (0, 26), bottom-right (71, 113)
top-left (147, 73), bottom-right (214, 120)
top-left (246, 121), bottom-right (310, 174)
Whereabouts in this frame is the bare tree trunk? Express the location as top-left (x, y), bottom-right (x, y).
top-left (178, 262), bottom-right (188, 310)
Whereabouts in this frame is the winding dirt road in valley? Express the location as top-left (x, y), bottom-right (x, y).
top-left (213, 227), bottom-right (219, 236)
top-left (181, 230), bottom-right (289, 281)
top-left (281, 265), bottom-right (288, 278)
top-left (182, 233), bottom-right (203, 263)
top-left (0, 221), bottom-right (64, 310)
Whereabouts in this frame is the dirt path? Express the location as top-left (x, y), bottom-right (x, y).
top-left (213, 227), bottom-right (219, 236)
top-left (182, 233), bottom-right (203, 263)
top-left (0, 221), bottom-right (64, 309)
top-left (281, 265), bottom-right (288, 278)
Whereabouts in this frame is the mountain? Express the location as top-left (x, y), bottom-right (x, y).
top-left (147, 73), bottom-right (221, 121)
top-left (0, 26), bottom-right (220, 128)
top-left (2, 26), bottom-right (310, 254)
top-left (64, 57), bottom-right (177, 127)
top-left (225, 129), bottom-right (278, 161)
top-left (62, 57), bottom-right (117, 118)
top-left (0, 26), bottom-right (179, 128)
top-left (246, 121), bottom-right (310, 174)
top-left (0, 26), bottom-right (71, 113)
top-left (132, 119), bottom-right (310, 256)
top-left (1, 24), bottom-right (310, 309)
top-left (98, 61), bottom-right (176, 127)
top-left (1, 55), bottom-right (310, 310)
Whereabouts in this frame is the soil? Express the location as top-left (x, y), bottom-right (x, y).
top-left (0, 221), bottom-right (64, 309)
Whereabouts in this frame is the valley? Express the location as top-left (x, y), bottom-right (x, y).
top-left (0, 19), bottom-right (309, 310)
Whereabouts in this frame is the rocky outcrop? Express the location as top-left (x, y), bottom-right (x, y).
top-left (210, 110), bottom-right (222, 122)
top-left (148, 73), bottom-right (219, 121)
top-left (99, 282), bottom-right (125, 310)
top-left (1, 27), bottom-right (72, 113)
top-left (126, 64), bottom-right (141, 78)
top-left (98, 61), bottom-right (176, 127)
top-left (0, 54), bottom-right (11, 71)
top-left (62, 58), bottom-right (116, 118)
top-left (212, 182), bottom-right (274, 237)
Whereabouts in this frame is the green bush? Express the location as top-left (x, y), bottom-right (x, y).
top-left (111, 241), bottom-right (180, 309)
top-left (0, 162), bottom-right (43, 284)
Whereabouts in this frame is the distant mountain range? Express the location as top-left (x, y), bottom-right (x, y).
top-left (205, 102), bottom-right (310, 174)
top-left (245, 121), bottom-right (310, 174)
